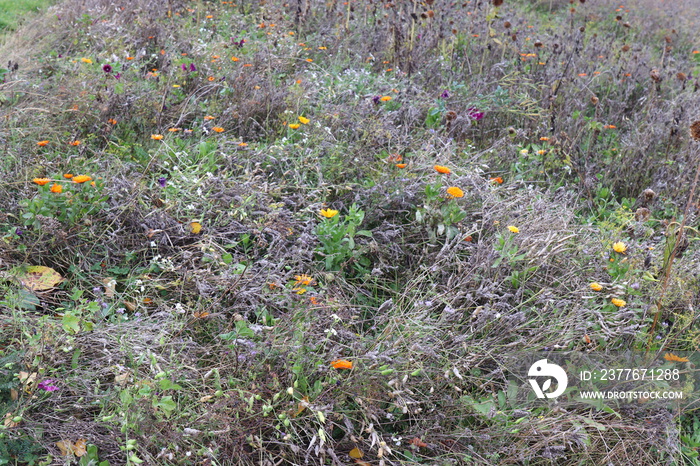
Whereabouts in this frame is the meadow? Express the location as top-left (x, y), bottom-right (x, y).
top-left (0, 0), bottom-right (700, 464)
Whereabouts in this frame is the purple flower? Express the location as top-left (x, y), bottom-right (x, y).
top-left (114, 73), bottom-right (121, 80)
top-left (14, 227), bottom-right (22, 236)
top-left (157, 177), bottom-right (167, 188)
top-left (181, 64), bottom-right (187, 71)
top-left (189, 63), bottom-right (197, 72)
top-left (232, 38), bottom-right (246, 48)
top-left (440, 90), bottom-right (450, 99)
top-left (372, 95), bottom-right (381, 105)
top-left (467, 107), bottom-right (484, 121)
top-left (102, 64), bottom-right (112, 73)
top-left (38, 380), bottom-right (59, 392)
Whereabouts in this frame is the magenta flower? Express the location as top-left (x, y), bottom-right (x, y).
top-left (467, 108), bottom-right (484, 121)
top-left (102, 64), bottom-right (112, 73)
top-left (38, 379), bottom-right (59, 392)
top-left (189, 63), bottom-right (197, 72)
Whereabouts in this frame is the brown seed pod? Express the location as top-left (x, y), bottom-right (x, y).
top-left (534, 40), bottom-right (543, 48)
top-left (650, 69), bottom-right (662, 83)
top-left (622, 22), bottom-right (631, 28)
top-left (690, 121), bottom-right (700, 141)
top-left (621, 44), bottom-right (630, 52)
top-left (445, 110), bottom-right (458, 121)
top-left (677, 72), bottom-right (687, 81)
top-left (590, 95), bottom-right (599, 105)
top-left (504, 21), bottom-right (511, 29)
top-left (493, 0), bottom-right (504, 6)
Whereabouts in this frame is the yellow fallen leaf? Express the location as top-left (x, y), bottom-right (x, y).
top-left (3, 413), bottom-right (18, 428)
top-left (200, 395), bottom-right (214, 402)
top-left (74, 439), bottom-right (87, 457)
top-left (10, 265), bottom-right (63, 291)
top-left (10, 388), bottom-right (18, 401)
top-left (102, 278), bottom-right (117, 298)
top-left (189, 221), bottom-right (202, 234)
top-left (56, 439), bottom-right (88, 457)
top-left (349, 447), bottom-right (364, 459)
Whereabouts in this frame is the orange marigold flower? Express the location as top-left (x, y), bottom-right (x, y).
top-left (331, 359), bottom-right (353, 370)
top-left (446, 186), bottom-right (464, 198)
top-left (590, 282), bottom-right (603, 291)
top-left (539, 137), bottom-right (549, 141)
top-left (50, 183), bottom-right (63, 193)
top-left (380, 95), bottom-right (392, 102)
top-left (231, 56), bottom-right (239, 61)
top-left (72, 175), bottom-right (92, 184)
top-left (212, 126), bottom-right (224, 133)
top-left (611, 298), bottom-right (626, 308)
top-left (37, 140), bottom-right (50, 146)
top-left (63, 174), bottom-right (73, 179)
top-left (490, 176), bottom-right (504, 184)
top-left (108, 118), bottom-right (117, 125)
top-left (305, 58), bottom-right (313, 63)
top-left (68, 140), bottom-right (81, 146)
top-left (33, 178), bottom-right (51, 186)
top-left (434, 165), bottom-right (451, 174)
top-left (207, 76), bottom-right (216, 81)
top-left (203, 115), bottom-right (216, 120)
top-left (395, 163), bottom-right (407, 168)
top-left (288, 123), bottom-right (301, 129)
top-left (168, 127), bottom-right (181, 132)
top-left (151, 134), bottom-right (164, 140)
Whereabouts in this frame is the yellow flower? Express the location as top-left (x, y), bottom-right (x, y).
top-left (320, 208), bottom-right (339, 218)
top-left (81, 58), bottom-right (93, 64)
top-left (294, 274), bottom-right (314, 286)
top-left (298, 116), bottom-right (310, 124)
top-left (33, 178), bottom-right (51, 186)
top-left (380, 96), bottom-right (392, 102)
top-left (331, 359), bottom-right (353, 369)
top-left (612, 242), bottom-right (627, 253)
top-left (50, 183), bottom-right (63, 193)
top-left (151, 134), bottom-right (164, 140)
top-left (507, 225), bottom-right (519, 233)
top-left (590, 282), bottom-right (603, 291)
top-left (434, 165), bottom-right (451, 174)
top-left (212, 126), bottom-right (224, 133)
top-left (72, 175), bottom-right (92, 184)
top-left (446, 187), bottom-right (464, 198)
top-left (611, 298), bottom-right (626, 307)
top-left (288, 123), bottom-right (301, 129)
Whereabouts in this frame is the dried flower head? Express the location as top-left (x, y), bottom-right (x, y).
top-left (690, 121), bottom-right (700, 141)
top-left (635, 207), bottom-right (651, 222)
top-left (504, 21), bottom-right (511, 29)
top-left (650, 69), bottom-right (662, 83)
top-left (643, 188), bottom-right (656, 203)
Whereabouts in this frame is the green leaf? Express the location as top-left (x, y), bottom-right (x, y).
top-left (153, 395), bottom-right (177, 417)
top-left (62, 312), bottom-right (81, 334)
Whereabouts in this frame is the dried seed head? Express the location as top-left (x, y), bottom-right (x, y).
top-left (445, 110), bottom-right (457, 121)
top-left (534, 40), bottom-right (543, 48)
top-left (677, 72), bottom-right (687, 81)
top-left (590, 95), bottom-right (599, 105)
top-left (504, 21), bottom-right (511, 29)
top-left (650, 69), bottom-right (662, 83)
top-left (635, 207), bottom-right (651, 222)
top-left (427, 10), bottom-right (434, 18)
top-left (643, 188), bottom-right (656, 203)
top-left (623, 22), bottom-right (631, 28)
top-left (621, 44), bottom-right (630, 52)
top-left (579, 0), bottom-right (585, 3)
top-left (511, 34), bottom-right (517, 41)
top-left (615, 15), bottom-right (622, 21)
top-left (690, 121), bottom-right (700, 141)
top-left (665, 36), bottom-right (672, 44)
top-left (493, 0), bottom-right (503, 5)
top-left (426, 0), bottom-right (434, 4)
